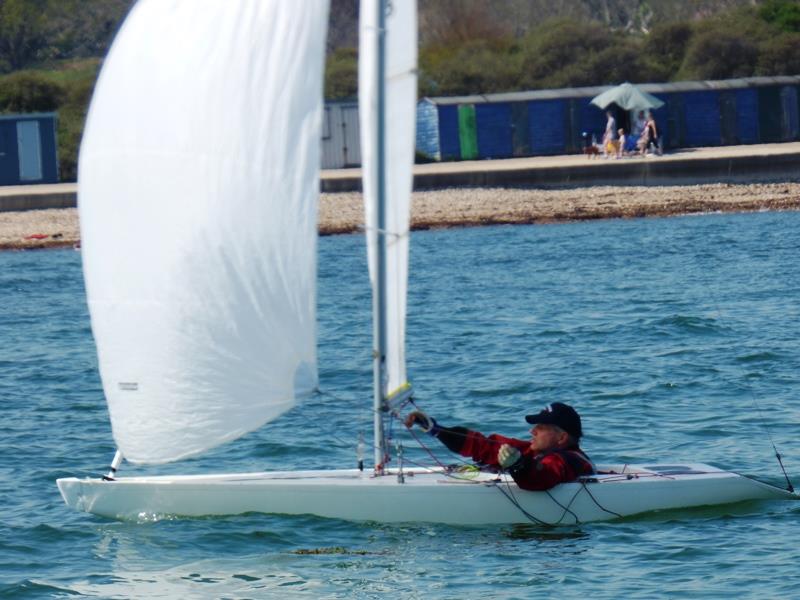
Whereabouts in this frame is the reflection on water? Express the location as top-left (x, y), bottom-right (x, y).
top-left (505, 523), bottom-right (590, 543)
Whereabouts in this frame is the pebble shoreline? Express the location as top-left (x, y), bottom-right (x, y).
top-left (3, 182), bottom-right (800, 250)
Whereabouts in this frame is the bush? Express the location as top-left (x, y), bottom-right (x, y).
top-left (0, 61), bottom-right (99, 181)
top-left (644, 22), bottom-right (693, 81)
top-left (759, 0), bottom-right (800, 32)
top-left (680, 29), bottom-right (759, 80)
top-left (0, 0), bottom-right (48, 72)
top-left (757, 33), bottom-right (800, 75)
top-left (586, 41), bottom-right (651, 86)
top-left (518, 19), bottom-right (617, 88)
top-left (325, 47), bottom-right (357, 100)
top-left (420, 38), bottom-right (520, 96)
top-left (0, 70), bottom-right (62, 111)
top-left (57, 71), bottom-right (98, 181)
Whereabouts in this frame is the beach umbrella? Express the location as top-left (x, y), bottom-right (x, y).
top-left (590, 82), bottom-right (664, 111)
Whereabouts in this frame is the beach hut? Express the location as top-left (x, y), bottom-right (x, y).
top-left (637, 76), bottom-right (800, 148)
top-left (320, 101), bottom-right (361, 169)
top-left (416, 76), bottom-right (800, 161)
top-left (0, 112), bottom-right (59, 185)
top-left (416, 86), bottom-right (610, 161)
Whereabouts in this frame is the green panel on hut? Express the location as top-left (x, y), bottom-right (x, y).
top-left (719, 91), bottom-right (738, 145)
top-left (511, 102), bottom-right (530, 157)
top-left (458, 104), bottom-right (478, 160)
top-left (757, 87), bottom-right (782, 143)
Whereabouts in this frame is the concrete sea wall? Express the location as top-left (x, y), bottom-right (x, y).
top-left (2, 142), bottom-right (799, 212)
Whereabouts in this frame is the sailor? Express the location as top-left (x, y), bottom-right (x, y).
top-left (405, 402), bottom-right (594, 491)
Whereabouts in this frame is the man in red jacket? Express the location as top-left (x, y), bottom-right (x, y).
top-left (404, 402), bottom-right (594, 491)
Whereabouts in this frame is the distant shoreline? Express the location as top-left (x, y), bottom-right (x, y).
top-left (3, 182), bottom-right (800, 250)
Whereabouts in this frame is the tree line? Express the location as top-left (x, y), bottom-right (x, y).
top-left (0, 0), bottom-right (797, 180)
top-left (327, 0), bottom-right (800, 98)
top-left (0, 0), bottom-right (131, 180)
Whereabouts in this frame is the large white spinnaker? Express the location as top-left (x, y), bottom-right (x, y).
top-left (78, 0), bottom-right (329, 464)
top-left (359, 0), bottom-right (417, 399)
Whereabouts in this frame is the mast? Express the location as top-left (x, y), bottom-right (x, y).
top-left (372, 0), bottom-right (389, 473)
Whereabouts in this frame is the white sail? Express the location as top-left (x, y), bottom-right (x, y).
top-left (57, 0), bottom-right (799, 528)
top-left (78, 0), bottom-right (329, 464)
top-left (359, 0), bottom-right (417, 396)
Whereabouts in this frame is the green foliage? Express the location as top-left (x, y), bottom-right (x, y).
top-left (420, 38), bottom-right (520, 95)
top-left (415, 2), bottom-right (800, 96)
top-left (0, 0), bottom-right (48, 72)
top-left (0, 70), bottom-right (62, 111)
top-left (0, 0), bottom-right (131, 73)
top-left (757, 33), bottom-right (800, 75)
top-left (0, 59), bottom-right (100, 181)
top-left (680, 29), bottom-right (760, 80)
top-left (45, 0), bottom-right (132, 60)
top-left (585, 42), bottom-right (651, 85)
top-left (673, 7), bottom-right (791, 80)
top-left (759, 0), bottom-right (800, 32)
top-left (644, 22), bottom-right (692, 81)
top-left (518, 19), bottom-right (616, 88)
top-left (324, 47), bottom-right (357, 100)
top-left (54, 62), bottom-right (99, 181)
top-left (0, 0), bottom-right (797, 182)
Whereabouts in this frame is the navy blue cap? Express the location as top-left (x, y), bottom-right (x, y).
top-left (525, 402), bottom-right (583, 439)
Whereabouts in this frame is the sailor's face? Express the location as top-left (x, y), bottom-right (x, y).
top-left (529, 424), bottom-right (562, 453)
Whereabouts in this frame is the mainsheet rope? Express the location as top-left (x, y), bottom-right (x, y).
top-left (318, 388), bottom-right (714, 482)
top-left (316, 389), bottom-right (625, 524)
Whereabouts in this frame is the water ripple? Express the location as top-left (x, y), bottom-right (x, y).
top-left (2, 212), bottom-right (800, 597)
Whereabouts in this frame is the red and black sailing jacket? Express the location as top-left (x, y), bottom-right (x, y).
top-left (433, 425), bottom-right (595, 491)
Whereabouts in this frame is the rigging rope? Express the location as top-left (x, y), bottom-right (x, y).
top-left (316, 389), bottom-right (628, 523)
top-left (692, 245), bottom-right (795, 493)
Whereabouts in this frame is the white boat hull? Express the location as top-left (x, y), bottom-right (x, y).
top-left (57, 463), bottom-right (796, 525)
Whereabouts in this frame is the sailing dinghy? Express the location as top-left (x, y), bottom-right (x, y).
top-left (57, 0), bottom-right (796, 525)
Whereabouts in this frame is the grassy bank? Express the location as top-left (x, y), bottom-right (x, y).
top-left (0, 59), bottom-right (100, 182)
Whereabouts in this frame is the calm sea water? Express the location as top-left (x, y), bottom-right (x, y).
top-left (2, 211), bottom-right (800, 598)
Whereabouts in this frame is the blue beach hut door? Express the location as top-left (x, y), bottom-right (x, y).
top-left (16, 120), bottom-right (43, 182)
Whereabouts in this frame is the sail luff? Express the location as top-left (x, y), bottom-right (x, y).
top-left (79, 0), bottom-right (329, 464)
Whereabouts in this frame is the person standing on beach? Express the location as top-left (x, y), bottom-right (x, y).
top-left (405, 402), bottom-right (595, 491)
top-left (632, 110), bottom-right (647, 140)
top-left (645, 111), bottom-right (661, 155)
top-left (603, 110), bottom-right (617, 158)
top-left (617, 128), bottom-right (626, 158)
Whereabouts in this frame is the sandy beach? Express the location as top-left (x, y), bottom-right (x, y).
top-left (3, 181), bottom-right (800, 250)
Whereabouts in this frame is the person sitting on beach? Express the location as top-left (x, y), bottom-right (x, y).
top-left (405, 402), bottom-right (595, 491)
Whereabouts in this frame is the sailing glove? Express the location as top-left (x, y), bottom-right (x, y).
top-left (497, 444), bottom-right (522, 469)
top-left (404, 410), bottom-right (437, 434)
